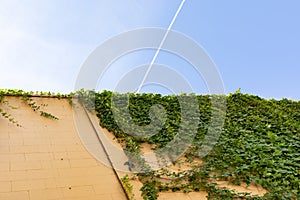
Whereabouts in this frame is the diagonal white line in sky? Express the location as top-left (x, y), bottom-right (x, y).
top-left (136, 0), bottom-right (186, 93)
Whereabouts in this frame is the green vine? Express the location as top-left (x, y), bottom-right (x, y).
top-left (0, 90), bottom-right (21, 126)
top-left (0, 108), bottom-right (21, 127)
top-left (40, 111), bottom-right (59, 120)
top-left (89, 89), bottom-right (299, 200)
top-left (140, 178), bottom-right (159, 200)
top-left (0, 89), bottom-right (68, 125)
top-left (121, 174), bottom-right (136, 200)
top-left (21, 94), bottom-right (59, 120)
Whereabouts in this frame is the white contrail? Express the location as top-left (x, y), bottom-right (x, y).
top-left (136, 0), bottom-right (186, 93)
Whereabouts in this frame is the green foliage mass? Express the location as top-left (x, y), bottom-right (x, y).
top-left (87, 90), bottom-right (299, 200)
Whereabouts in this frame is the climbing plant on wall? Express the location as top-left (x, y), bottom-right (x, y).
top-left (0, 89), bottom-right (70, 126)
top-left (79, 89), bottom-right (300, 200)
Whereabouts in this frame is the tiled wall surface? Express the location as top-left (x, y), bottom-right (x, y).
top-left (0, 97), bottom-right (126, 200)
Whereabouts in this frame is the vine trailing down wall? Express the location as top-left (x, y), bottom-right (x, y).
top-left (0, 89), bottom-right (73, 126)
top-left (1, 89), bottom-right (299, 199)
top-left (77, 89), bottom-right (300, 200)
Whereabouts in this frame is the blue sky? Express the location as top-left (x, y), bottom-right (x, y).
top-left (0, 0), bottom-right (299, 99)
